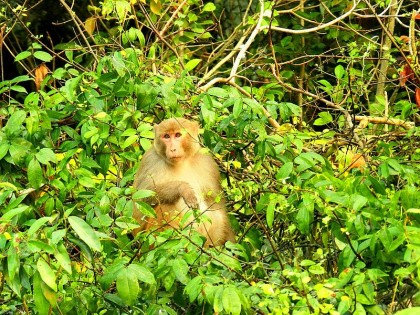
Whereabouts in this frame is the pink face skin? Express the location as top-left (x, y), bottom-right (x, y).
top-left (161, 131), bottom-right (186, 163)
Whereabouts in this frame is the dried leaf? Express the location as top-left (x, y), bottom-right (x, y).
top-left (399, 35), bottom-right (410, 43)
top-left (34, 63), bottom-right (49, 91)
top-left (150, 0), bottom-right (162, 15)
top-left (349, 153), bottom-right (366, 170)
top-left (399, 64), bottom-right (414, 87)
top-left (416, 88), bottom-right (420, 109)
top-left (85, 17), bottom-right (96, 35)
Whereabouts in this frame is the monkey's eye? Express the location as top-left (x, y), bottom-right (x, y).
top-left (175, 132), bottom-right (182, 138)
top-left (163, 134), bottom-right (170, 139)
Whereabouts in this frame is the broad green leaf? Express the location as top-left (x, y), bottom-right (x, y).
top-left (314, 111), bottom-right (333, 126)
top-left (2, 206), bottom-right (28, 220)
top-left (55, 243), bottom-right (72, 274)
top-left (127, 263), bottom-right (155, 284)
top-left (68, 216), bottom-right (101, 252)
top-left (185, 59), bottom-right (201, 71)
top-left (37, 258), bottom-right (57, 292)
top-left (116, 267), bottom-right (139, 306)
top-left (266, 200), bottom-right (275, 228)
top-left (28, 240), bottom-right (54, 253)
top-left (222, 286), bottom-right (241, 315)
top-left (100, 258), bottom-right (127, 290)
top-left (0, 142), bottom-right (9, 160)
top-left (36, 148), bottom-right (57, 164)
top-left (27, 217), bottom-right (52, 236)
top-left (309, 264), bottom-right (325, 275)
top-left (28, 157), bottom-right (43, 189)
top-left (7, 245), bottom-right (20, 282)
top-left (335, 64), bottom-right (346, 80)
top-left (394, 307), bottom-right (420, 315)
top-left (232, 98), bottom-right (243, 118)
top-left (213, 286), bottom-right (224, 313)
top-left (184, 276), bottom-right (202, 302)
top-left (207, 87), bottom-right (228, 98)
top-left (350, 194), bottom-right (368, 211)
top-left (40, 279), bottom-right (58, 306)
top-left (172, 258), bottom-right (190, 284)
top-left (10, 75), bottom-right (32, 84)
top-left (15, 51), bottom-right (32, 62)
top-left (5, 110), bottom-right (26, 135)
top-left (276, 162), bottom-right (293, 180)
top-left (202, 2), bottom-right (216, 12)
top-left (122, 135), bottom-right (138, 149)
top-left (296, 194), bottom-right (314, 235)
top-left (33, 51), bottom-right (53, 62)
top-left (33, 272), bottom-right (51, 314)
top-left (132, 189), bottom-right (155, 200)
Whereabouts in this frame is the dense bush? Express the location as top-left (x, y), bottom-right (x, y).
top-left (0, 0), bottom-right (419, 314)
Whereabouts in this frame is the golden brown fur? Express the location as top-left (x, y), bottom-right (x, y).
top-left (133, 118), bottom-right (235, 246)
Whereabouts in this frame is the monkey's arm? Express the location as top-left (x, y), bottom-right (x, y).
top-left (152, 181), bottom-right (198, 208)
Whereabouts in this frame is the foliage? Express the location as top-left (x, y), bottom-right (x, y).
top-left (0, 0), bottom-right (420, 314)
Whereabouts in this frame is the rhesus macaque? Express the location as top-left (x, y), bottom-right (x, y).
top-left (132, 118), bottom-right (235, 246)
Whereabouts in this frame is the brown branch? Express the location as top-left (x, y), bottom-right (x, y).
top-left (355, 115), bottom-right (414, 130)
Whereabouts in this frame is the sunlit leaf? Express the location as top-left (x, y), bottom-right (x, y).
top-left (28, 157), bottom-right (43, 189)
top-left (68, 216), bottom-right (101, 252)
top-left (33, 51), bottom-right (53, 62)
top-left (37, 258), bottom-right (57, 292)
top-left (116, 267), bottom-right (139, 306)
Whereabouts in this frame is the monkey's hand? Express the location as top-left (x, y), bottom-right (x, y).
top-left (179, 183), bottom-right (199, 208)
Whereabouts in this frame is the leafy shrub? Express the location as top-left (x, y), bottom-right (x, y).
top-left (1, 0), bottom-right (419, 314)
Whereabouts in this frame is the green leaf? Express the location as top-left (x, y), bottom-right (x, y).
top-left (314, 111), bottom-right (333, 126)
top-left (185, 276), bottom-right (202, 302)
top-left (296, 194), bottom-right (314, 234)
top-left (2, 206), bottom-right (28, 220)
top-left (127, 263), bottom-right (155, 284)
top-left (122, 135), bottom-right (138, 149)
top-left (172, 258), bottom-right (190, 285)
top-left (15, 51), bottom-right (32, 62)
top-left (68, 216), bottom-right (101, 252)
top-left (0, 142), bottom-right (10, 160)
top-left (213, 286), bottom-right (224, 313)
top-left (207, 87), bottom-right (228, 98)
top-left (37, 258), bottom-right (57, 292)
top-left (350, 194), bottom-right (368, 211)
top-left (202, 2), bottom-right (216, 12)
top-left (185, 59), bottom-right (201, 71)
top-left (222, 286), bottom-right (241, 315)
top-left (36, 148), bottom-right (57, 164)
top-left (266, 199), bottom-right (275, 228)
top-left (33, 51), bottom-right (53, 62)
top-left (276, 162), bottom-right (293, 180)
top-left (5, 110), bottom-right (26, 135)
top-left (7, 245), bottom-right (20, 282)
top-left (116, 267), bottom-right (139, 306)
top-left (232, 98), bottom-right (243, 118)
top-left (33, 272), bottom-right (51, 314)
top-left (27, 217), bottom-right (52, 236)
top-left (55, 243), bottom-right (73, 275)
top-left (335, 64), bottom-right (346, 80)
top-left (394, 307), bottom-right (420, 315)
top-left (28, 157), bottom-right (43, 189)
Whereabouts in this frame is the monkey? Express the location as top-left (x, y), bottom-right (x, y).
top-left (132, 118), bottom-right (235, 246)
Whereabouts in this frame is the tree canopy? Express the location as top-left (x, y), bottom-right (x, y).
top-left (0, 0), bottom-right (419, 314)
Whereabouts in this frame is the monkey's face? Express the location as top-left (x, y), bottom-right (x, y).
top-left (153, 118), bottom-right (201, 165)
top-left (159, 131), bottom-right (186, 163)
